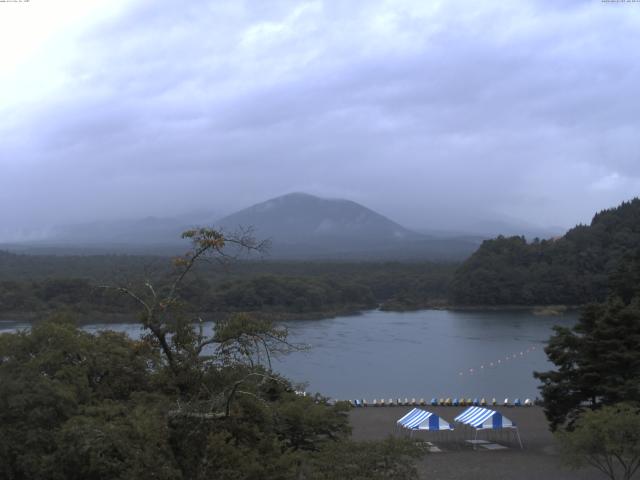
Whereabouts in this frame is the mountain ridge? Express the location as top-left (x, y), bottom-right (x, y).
top-left (216, 192), bottom-right (418, 244)
top-left (213, 192), bottom-right (485, 260)
top-left (4, 193), bottom-right (488, 260)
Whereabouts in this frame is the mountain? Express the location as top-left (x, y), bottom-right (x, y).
top-left (215, 192), bottom-right (479, 260)
top-left (450, 197), bottom-right (640, 305)
top-left (217, 192), bottom-right (415, 243)
top-left (4, 193), bottom-right (481, 260)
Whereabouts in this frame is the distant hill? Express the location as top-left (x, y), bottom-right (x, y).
top-left (215, 193), bottom-right (479, 260)
top-left (50, 217), bottom-right (190, 245)
top-left (4, 212), bottom-right (221, 255)
top-left (215, 192), bottom-right (417, 248)
top-left (450, 198), bottom-right (640, 305)
top-left (4, 193), bottom-right (481, 260)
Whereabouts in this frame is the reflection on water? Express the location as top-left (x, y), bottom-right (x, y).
top-left (0, 309), bottom-right (577, 400)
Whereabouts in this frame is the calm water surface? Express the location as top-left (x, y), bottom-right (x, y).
top-left (0, 309), bottom-right (577, 400)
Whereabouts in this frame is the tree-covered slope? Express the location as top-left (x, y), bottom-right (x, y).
top-left (0, 249), bottom-right (456, 319)
top-left (450, 198), bottom-right (640, 305)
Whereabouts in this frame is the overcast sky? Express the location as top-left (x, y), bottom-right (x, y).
top-left (1, 0), bottom-right (639, 240)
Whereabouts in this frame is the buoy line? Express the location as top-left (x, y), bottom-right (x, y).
top-left (457, 345), bottom-right (538, 377)
top-left (340, 397), bottom-right (536, 407)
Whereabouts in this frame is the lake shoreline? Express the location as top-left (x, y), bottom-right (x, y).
top-left (0, 303), bottom-right (582, 325)
top-left (423, 304), bottom-right (582, 315)
top-left (0, 307), bottom-right (367, 325)
top-left (2, 309), bottom-right (578, 398)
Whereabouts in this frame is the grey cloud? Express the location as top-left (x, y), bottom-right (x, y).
top-left (1, 0), bottom-right (639, 238)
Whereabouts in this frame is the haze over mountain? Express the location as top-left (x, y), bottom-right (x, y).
top-left (216, 193), bottom-right (479, 260)
top-left (217, 192), bottom-right (414, 242)
top-left (2, 211), bottom-right (220, 255)
top-left (4, 193), bottom-right (484, 260)
top-left (216, 192), bottom-right (480, 260)
top-left (51, 217), bottom-right (194, 246)
top-left (463, 219), bottom-right (565, 241)
top-left (2, 1), bottom-right (638, 252)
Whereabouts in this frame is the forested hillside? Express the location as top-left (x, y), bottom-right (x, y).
top-left (0, 253), bottom-right (455, 320)
top-left (451, 198), bottom-right (640, 305)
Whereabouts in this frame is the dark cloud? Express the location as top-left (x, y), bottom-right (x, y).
top-left (1, 0), bottom-right (639, 240)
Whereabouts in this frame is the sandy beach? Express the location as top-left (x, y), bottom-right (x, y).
top-left (349, 406), bottom-right (603, 479)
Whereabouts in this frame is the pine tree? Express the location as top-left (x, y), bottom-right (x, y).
top-left (535, 254), bottom-right (640, 430)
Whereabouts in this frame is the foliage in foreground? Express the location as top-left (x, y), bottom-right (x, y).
top-left (534, 246), bottom-right (640, 431)
top-left (0, 319), bottom-right (420, 480)
top-left (301, 438), bottom-right (422, 480)
top-left (0, 229), bottom-right (422, 479)
top-left (557, 404), bottom-right (640, 480)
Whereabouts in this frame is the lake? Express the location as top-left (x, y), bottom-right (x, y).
top-left (0, 309), bottom-right (577, 401)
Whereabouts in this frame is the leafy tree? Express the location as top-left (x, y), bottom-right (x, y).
top-left (534, 296), bottom-right (640, 430)
top-left (535, 247), bottom-right (640, 431)
top-left (557, 403), bottom-right (640, 480)
top-left (301, 437), bottom-right (421, 480)
top-left (0, 228), bottom-right (423, 479)
top-left (214, 313), bottom-right (301, 370)
top-left (0, 318), bottom-right (168, 480)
